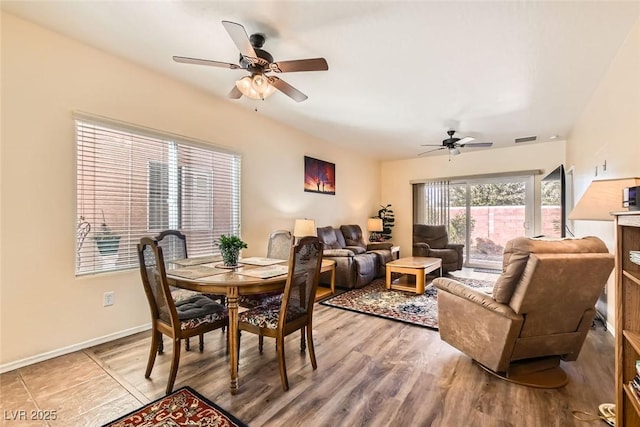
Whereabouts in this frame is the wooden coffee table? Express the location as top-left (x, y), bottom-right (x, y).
top-left (385, 257), bottom-right (443, 294)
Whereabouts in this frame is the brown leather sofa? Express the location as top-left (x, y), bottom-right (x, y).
top-left (412, 224), bottom-right (463, 272)
top-left (433, 236), bottom-right (614, 388)
top-left (317, 225), bottom-right (393, 289)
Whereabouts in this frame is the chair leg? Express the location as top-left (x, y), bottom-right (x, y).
top-left (259, 335), bottom-right (264, 354)
top-left (145, 330), bottom-right (160, 378)
top-left (276, 335), bottom-right (289, 391)
top-left (158, 336), bottom-right (164, 354)
top-left (166, 338), bottom-right (181, 395)
top-left (300, 327), bottom-right (306, 352)
top-left (236, 331), bottom-right (241, 371)
top-left (306, 325), bottom-right (317, 370)
top-left (199, 334), bottom-right (204, 352)
top-left (185, 337), bottom-right (190, 351)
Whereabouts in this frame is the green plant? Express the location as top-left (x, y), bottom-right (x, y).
top-left (217, 234), bottom-right (248, 266)
top-left (377, 204), bottom-right (395, 241)
top-left (94, 211), bottom-right (120, 256)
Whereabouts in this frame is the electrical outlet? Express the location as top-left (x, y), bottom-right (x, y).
top-left (103, 291), bottom-right (115, 307)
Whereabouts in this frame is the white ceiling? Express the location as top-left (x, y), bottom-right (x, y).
top-left (3, 1), bottom-right (639, 160)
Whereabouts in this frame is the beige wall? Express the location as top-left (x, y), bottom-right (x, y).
top-left (0, 13), bottom-right (380, 368)
top-left (380, 142), bottom-right (566, 256)
top-left (566, 17), bottom-right (640, 327)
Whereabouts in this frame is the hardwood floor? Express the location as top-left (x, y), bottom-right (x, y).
top-left (0, 274), bottom-right (615, 426)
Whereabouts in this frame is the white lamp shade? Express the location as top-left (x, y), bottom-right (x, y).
top-left (235, 74), bottom-right (276, 100)
top-left (367, 218), bottom-right (384, 232)
top-left (568, 177), bottom-right (640, 221)
top-left (293, 219), bottom-right (317, 237)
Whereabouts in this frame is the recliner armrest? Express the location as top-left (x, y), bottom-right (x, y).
top-left (323, 249), bottom-right (354, 257)
top-left (432, 277), bottom-right (519, 320)
top-left (367, 242), bottom-right (393, 251)
top-left (413, 242), bottom-right (431, 256)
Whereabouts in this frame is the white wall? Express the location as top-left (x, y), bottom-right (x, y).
top-left (566, 17), bottom-right (640, 327)
top-left (0, 13), bottom-right (380, 368)
top-left (380, 142), bottom-right (566, 256)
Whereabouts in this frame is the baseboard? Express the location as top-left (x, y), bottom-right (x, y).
top-left (0, 323), bottom-right (151, 374)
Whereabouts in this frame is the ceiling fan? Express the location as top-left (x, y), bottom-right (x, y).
top-left (173, 20), bottom-right (328, 102)
top-left (418, 130), bottom-right (493, 156)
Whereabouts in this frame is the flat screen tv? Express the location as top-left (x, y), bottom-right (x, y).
top-left (541, 165), bottom-right (566, 238)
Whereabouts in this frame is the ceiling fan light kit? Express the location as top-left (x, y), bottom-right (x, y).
top-left (173, 20), bottom-right (328, 103)
top-left (235, 74), bottom-right (276, 100)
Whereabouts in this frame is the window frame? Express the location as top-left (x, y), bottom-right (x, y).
top-left (75, 113), bottom-right (241, 276)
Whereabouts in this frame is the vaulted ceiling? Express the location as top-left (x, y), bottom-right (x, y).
top-left (3, 1), bottom-right (639, 160)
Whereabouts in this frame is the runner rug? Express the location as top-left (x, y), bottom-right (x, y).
top-left (102, 386), bottom-right (247, 427)
top-left (320, 275), bottom-right (496, 330)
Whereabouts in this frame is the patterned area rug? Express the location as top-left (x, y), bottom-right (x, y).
top-left (103, 386), bottom-right (247, 427)
top-left (320, 275), bottom-right (496, 330)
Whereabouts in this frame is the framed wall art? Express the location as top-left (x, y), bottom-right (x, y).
top-left (304, 156), bottom-right (335, 195)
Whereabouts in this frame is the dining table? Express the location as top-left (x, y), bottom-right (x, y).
top-left (166, 257), bottom-right (335, 394)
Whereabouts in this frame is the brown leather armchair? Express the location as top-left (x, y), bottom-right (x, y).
top-left (412, 224), bottom-right (463, 272)
top-left (433, 236), bottom-right (614, 388)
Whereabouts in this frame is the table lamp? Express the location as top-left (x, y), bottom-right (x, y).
top-left (367, 217), bottom-right (384, 242)
top-left (568, 177), bottom-right (640, 221)
top-left (293, 219), bottom-right (316, 243)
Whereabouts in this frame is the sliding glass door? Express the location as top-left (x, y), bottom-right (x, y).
top-left (414, 174), bottom-right (534, 269)
top-left (454, 176), bottom-right (534, 268)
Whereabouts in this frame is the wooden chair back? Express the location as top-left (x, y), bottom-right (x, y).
top-left (279, 236), bottom-right (324, 331)
top-left (137, 237), bottom-right (179, 331)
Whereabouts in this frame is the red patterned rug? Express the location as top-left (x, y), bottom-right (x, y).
top-left (103, 386), bottom-right (247, 427)
top-left (320, 275), bottom-right (496, 330)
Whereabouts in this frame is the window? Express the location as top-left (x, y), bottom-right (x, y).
top-left (75, 114), bottom-right (241, 275)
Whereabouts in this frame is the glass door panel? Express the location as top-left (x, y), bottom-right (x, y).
top-left (451, 176), bottom-right (533, 269)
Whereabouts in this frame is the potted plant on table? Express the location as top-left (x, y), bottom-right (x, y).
top-left (217, 234), bottom-right (248, 267)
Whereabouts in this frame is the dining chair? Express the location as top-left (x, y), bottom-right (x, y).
top-left (237, 236), bottom-right (324, 391)
top-left (238, 230), bottom-right (293, 310)
top-left (156, 229), bottom-right (226, 352)
top-left (137, 237), bottom-right (229, 395)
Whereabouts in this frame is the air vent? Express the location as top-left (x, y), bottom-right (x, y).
top-left (515, 136), bottom-right (537, 143)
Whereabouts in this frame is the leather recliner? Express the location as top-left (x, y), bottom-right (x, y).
top-left (412, 224), bottom-right (463, 272)
top-left (433, 236), bottom-right (614, 388)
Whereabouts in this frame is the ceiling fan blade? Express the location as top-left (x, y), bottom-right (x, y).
top-left (269, 58), bottom-right (329, 73)
top-left (461, 142), bottom-right (493, 148)
top-left (228, 85), bottom-right (242, 99)
top-left (173, 56), bottom-right (241, 69)
top-left (457, 137), bottom-right (475, 145)
top-left (221, 21), bottom-right (258, 59)
top-left (268, 76), bottom-right (308, 102)
top-left (420, 144), bottom-right (445, 147)
top-left (418, 147), bottom-right (445, 156)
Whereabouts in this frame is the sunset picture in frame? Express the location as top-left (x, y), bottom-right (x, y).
top-left (304, 156), bottom-right (335, 195)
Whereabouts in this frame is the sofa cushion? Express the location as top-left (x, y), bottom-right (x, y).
top-left (492, 236), bottom-right (609, 304)
top-left (317, 226), bottom-right (342, 250)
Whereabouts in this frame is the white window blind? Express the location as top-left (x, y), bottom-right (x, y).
top-left (413, 180), bottom-right (450, 225)
top-left (75, 115), bottom-right (241, 276)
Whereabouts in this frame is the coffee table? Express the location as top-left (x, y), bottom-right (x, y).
top-left (385, 256), bottom-right (443, 294)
